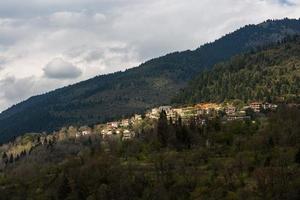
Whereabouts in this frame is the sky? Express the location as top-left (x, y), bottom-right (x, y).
top-left (0, 0), bottom-right (299, 111)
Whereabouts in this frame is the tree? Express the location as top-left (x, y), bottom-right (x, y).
top-left (295, 148), bottom-right (300, 164)
top-left (2, 152), bottom-right (8, 165)
top-left (9, 154), bottom-right (14, 164)
top-left (157, 110), bottom-right (169, 148)
top-left (88, 136), bottom-right (92, 145)
top-left (57, 174), bottom-right (71, 200)
top-left (14, 154), bottom-right (20, 162)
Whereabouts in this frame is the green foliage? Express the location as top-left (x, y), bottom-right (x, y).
top-left (157, 111), bottom-right (169, 147)
top-left (57, 174), bottom-right (72, 200)
top-left (2, 19), bottom-right (300, 142)
top-left (175, 36), bottom-right (300, 104)
top-left (0, 106), bottom-right (299, 199)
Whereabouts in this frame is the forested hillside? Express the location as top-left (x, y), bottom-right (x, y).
top-left (0, 105), bottom-right (299, 199)
top-left (1, 18), bottom-right (300, 142)
top-left (175, 36), bottom-right (300, 104)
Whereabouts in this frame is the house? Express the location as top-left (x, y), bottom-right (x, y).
top-left (146, 108), bottom-right (160, 119)
top-left (225, 106), bottom-right (236, 115)
top-left (227, 111), bottom-right (250, 121)
top-left (195, 103), bottom-right (222, 116)
top-left (75, 130), bottom-right (92, 138)
top-left (146, 106), bottom-right (175, 120)
top-left (133, 114), bottom-right (142, 121)
top-left (82, 130), bottom-right (91, 136)
top-left (120, 119), bottom-right (130, 127)
top-left (122, 129), bottom-right (135, 140)
top-left (107, 130), bottom-right (113, 135)
top-left (167, 110), bottom-right (178, 120)
top-left (173, 108), bottom-right (184, 116)
top-left (195, 103), bottom-right (222, 111)
top-left (75, 132), bottom-right (82, 138)
top-left (227, 115), bottom-right (251, 121)
top-left (101, 129), bottom-right (113, 136)
top-left (107, 121), bottom-right (119, 128)
top-left (250, 102), bottom-right (262, 112)
top-left (159, 106), bottom-right (172, 113)
top-left (197, 109), bottom-right (205, 115)
top-left (262, 103), bottom-right (278, 110)
top-left (131, 114), bottom-right (143, 124)
top-left (181, 107), bottom-right (197, 117)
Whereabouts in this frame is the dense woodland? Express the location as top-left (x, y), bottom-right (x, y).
top-left (0, 106), bottom-right (299, 199)
top-left (174, 36), bottom-right (300, 104)
top-left (1, 19), bottom-right (300, 142)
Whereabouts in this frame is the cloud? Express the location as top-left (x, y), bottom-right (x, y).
top-left (0, 76), bottom-right (33, 102)
top-left (43, 58), bottom-right (82, 79)
top-left (0, 74), bottom-right (75, 110)
top-left (276, 0), bottom-right (297, 5)
top-left (0, 0), bottom-right (299, 111)
top-left (48, 11), bottom-right (106, 28)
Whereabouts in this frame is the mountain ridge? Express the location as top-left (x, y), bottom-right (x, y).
top-left (174, 35), bottom-right (300, 104)
top-left (1, 18), bottom-right (300, 142)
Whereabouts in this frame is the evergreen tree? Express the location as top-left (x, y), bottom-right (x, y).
top-left (14, 154), bottom-right (20, 162)
top-left (57, 174), bottom-right (71, 200)
top-left (2, 152), bottom-right (7, 160)
top-left (157, 110), bottom-right (168, 147)
top-left (2, 152), bottom-right (8, 165)
top-left (88, 136), bottom-right (92, 145)
top-left (9, 154), bottom-right (14, 164)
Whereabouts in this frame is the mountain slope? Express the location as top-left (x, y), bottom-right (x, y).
top-left (1, 18), bottom-right (300, 142)
top-left (174, 36), bottom-right (300, 104)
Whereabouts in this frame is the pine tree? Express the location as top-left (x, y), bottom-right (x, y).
top-left (57, 174), bottom-right (71, 200)
top-left (2, 152), bottom-right (8, 165)
top-left (2, 152), bottom-right (7, 160)
top-left (88, 136), bottom-right (92, 145)
top-left (14, 154), bottom-right (20, 162)
top-left (157, 110), bottom-right (168, 147)
top-left (9, 154), bottom-right (14, 164)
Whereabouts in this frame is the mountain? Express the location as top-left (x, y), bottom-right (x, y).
top-left (174, 36), bottom-right (300, 104)
top-left (1, 18), bottom-right (300, 142)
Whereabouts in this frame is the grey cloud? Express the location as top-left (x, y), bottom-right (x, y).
top-left (43, 58), bottom-right (82, 79)
top-left (277, 0), bottom-right (296, 5)
top-left (0, 75), bottom-right (74, 111)
top-left (82, 49), bottom-right (105, 62)
top-left (64, 46), bottom-right (105, 61)
top-left (48, 11), bottom-right (106, 29)
top-left (0, 76), bottom-right (34, 103)
top-left (63, 44), bottom-right (139, 73)
top-left (0, 0), bottom-right (141, 18)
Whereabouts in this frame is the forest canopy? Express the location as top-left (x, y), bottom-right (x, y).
top-left (174, 36), bottom-right (300, 104)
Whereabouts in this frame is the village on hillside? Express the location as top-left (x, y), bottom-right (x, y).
top-left (22, 102), bottom-right (281, 144)
top-left (81, 101), bottom-right (278, 141)
top-left (0, 101), bottom-right (279, 166)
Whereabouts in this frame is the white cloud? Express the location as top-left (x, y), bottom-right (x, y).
top-left (0, 76), bottom-right (34, 102)
top-left (43, 58), bottom-right (82, 79)
top-left (0, 0), bottom-right (299, 111)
